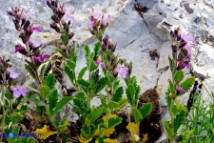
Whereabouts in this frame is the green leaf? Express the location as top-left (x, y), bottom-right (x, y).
top-left (132, 108), bottom-right (143, 124)
top-left (39, 64), bottom-right (46, 80)
top-left (100, 94), bottom-right (107, 108)
top-left (168, 56), bottom-right (176, 73)
top-left (78, 67), bottom-right (87, 79)
top-left (87, 59), bottom-right (98, 72)
top-left (64, 65), bottom-right (74, 83)
top-left (94, 42), bottom-right (101, 60)
top-left (56, 48), bottom-right (68, 58)
top-left (112, 87), bottom-right (123, 102)
top-left (44, 73), bottom-right (56, 89)
top-left (98, 29), bottom-right (104, 40)
top-left (70, 44), bottom-right (77, 62)
top-left (174, 70), bottom-right (184, 83)
top-left (139, 103), bottom-right (152, 119)
top-left (95, 77), bottom-right (108, 93)
top-left (180, 77), bottom-right (195, 91)
top-left (48, 89), bottom-right (58, 113)
top-left (67, 59), bottom-right (76, 70)
top-left (108, 101), bottom-right (119, 110)
top-left (169, 80), bottom-right (176, 96)
top-left (25, 64), bottom-right (36, 80)
top-left (77, 79), bottom-right (90, 92)
top-left (39, 86), bottom-right (50, 99)
top-left (174, 110), bottom-right (187, 134)
top-left (162, 119), bottom-right (174, 141)
top-left (112, 80), bottom-right (120, 93)
top-left (88, 106), bottom-right (104, 122)
top-left (53, 96), bottom-right (73, 113)
top-left (108, 117), bottom-right (122, 128)
top-left (126, 85), bottom-right (135, 106)
top-left (84, 45), bottom-right (90, 58)
top-left (61, 32), bottom-right (69, 45)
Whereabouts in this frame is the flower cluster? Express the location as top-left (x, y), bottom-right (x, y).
top-left (47, 0), bottom-right (74, 35)
top-left (8, 7), bottom-right (49, 65)
top-left (0, 57), bottom-right (27, 98)
top-left (170, 27), bottom-right (196, 70)
top-left (88, 12), bottom-right (110, 40)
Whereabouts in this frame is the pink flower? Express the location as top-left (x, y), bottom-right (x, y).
top-left (11, 86), bottom-right (27, 98)
top-left (176, 86), bottom-right (185, 93)
top-left (178, 60), bottom-right (190, 69)
top-left (28, 40), bottom-right (42, 48)
top-left (88, 20), bottom-right (95, 29)
top-left (34, 54), bottom-right (50, 63)
top-left (15, 44), bottom-right (27, 54)
top-left (114, 64), bottom-right (128, 79)
top-left (92, 11), bottom-right (101, 20)
top-left (101, 15), bottom-right (111, 25)
top-left (7, 68), bottom-right (19, 79)
top-left (96, 59), bottom-right (106, 69)
top-left (31, 26), bottom-right (42, 32)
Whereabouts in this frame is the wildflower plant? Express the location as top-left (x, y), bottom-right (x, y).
top-left (163, 27), bottom-right (196, 143)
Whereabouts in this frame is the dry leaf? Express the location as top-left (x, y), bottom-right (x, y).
top-left (34, 125), bottom-right (57, 140)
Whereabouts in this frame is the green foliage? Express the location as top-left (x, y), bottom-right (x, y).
top-left (139, 103), bottom-right (152, 119)
top-left (173, 70), bottom-right (184, 83)
top-left (61, 32), bottom-right (69, 45)
top-left (108, 117), bottom-right (122, 128)
top-left (44, 73), bottom-right (56, 89)
top-left (112, 87), bottom-right (123, 102)
top-left (180, 77), bottom-right (195, 92)
top-left (53, 96), bottom-right (73, 113)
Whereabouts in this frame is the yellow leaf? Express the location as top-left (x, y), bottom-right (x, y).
top-left (126, 122), bottom-right (140, 142)
top-left (102, 128), bottom-right (115, 137)
top-left (78, 136), bottom-right (92, 143)
top-left (34, 125), bottom-right (57, 140)
top-left (103, 138), bottom-right (119, 143)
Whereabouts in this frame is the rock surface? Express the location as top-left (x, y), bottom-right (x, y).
top-left (1, 0), bottom-right (214, 142)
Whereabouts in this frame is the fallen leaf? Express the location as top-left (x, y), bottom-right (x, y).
top-left (34, 125), bottom-right (57, 140)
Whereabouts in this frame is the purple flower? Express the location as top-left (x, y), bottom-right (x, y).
top-left (31, 26), bottom-right (42, 32)
top-left (7, 68), bottom-right (19, 79)
top-left (88, 20), bottom-right (95, 29)
top-left (114, 64), bottom-right (128, 79)
top-left (92, 11), bottom-right (101, 20)
top-left (176, 86), bottom-right (185, 93)
top-left (178, 60), bottom-right (190, 69)
top-left (62, 15), bottom-right (75, 23)
top-left (34, 54), bottom-right (50, 63)
top-left (11, 86), bottom-right (27, 98)
top-left (15, 44), bottom-right (27, 54)
top-left (101, 15), bottom-right (111, 25)
top-left (28, 40), bottom-right (42, 48)
top-left (96, 58), bottom-right (106, 69)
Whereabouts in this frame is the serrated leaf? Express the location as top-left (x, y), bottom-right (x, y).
top-left (77, 79), bottom-right (90, 92)
top-left (61, 32), bottom-right (69, 45)
top-left (84, 45), bottom-right (90, 58)
top-left (132, 108), bottom-right (143, 124)
top-left (174, 110), bottom-right (187, 133)
top-left (112, 87), bottom-right (123, 102)
top-left (180, 77), bottom-right (195, 91)
top-left (174, 70), bottom-right (184, 83)
top-left (108, 101), bottom-right (119, 110)
top-left (70, 44), bottom-right (77, 62)
top-left (48, 89), bottom-right (58, 113)
top-left (87, 59), bottom-right (98, 72)
top-left (94, 42), bottom-right (101, 60)
top-left (139, 103), bottom-right (152, 119)
top-left (67, 59), bottom-right (76, 70)
top-left (96, 77), bottom-right (108, 93)
top-left (108, 117), bottom-right (122, 128)
top-left (126, 85), bottom-right (135, 106)
top-left (56, 48), bottom-right (68, 58)
top-left (39, 64), bottom-right (46, 80)
top-left (88, 106), bottom-right (104, 122)
top-left (53, 96), bottom-right (73, 113)
top-left (39, 86), bottom-right (50, 99)
top-left (44, 73), bottom-right (56, 89)
top-left (64, 65), bottom-right (74, 83)
top-left (113, 80), bottom-right (120, 93)
top-left (78, 67), bottom-right (87, 79)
